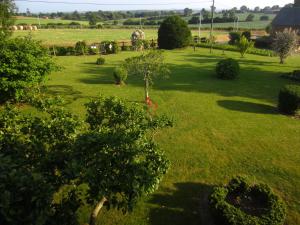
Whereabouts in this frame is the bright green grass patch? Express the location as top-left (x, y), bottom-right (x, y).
top-left (12, 29), bottom-right (226, 46)
top-left (42, 48), bottom-right (300, 225)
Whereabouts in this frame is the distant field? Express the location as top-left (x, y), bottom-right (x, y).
top-left (15, 16), bottom-right (88, 25)
top-left (12, 29), bottom-right (227, 46)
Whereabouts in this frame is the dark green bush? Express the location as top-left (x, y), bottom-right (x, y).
top-left (255, 36), bottom-right (273, 49)
top-left (142, 40), bottom-right (151, 49)
top-left (100, 41), bottom-right (119, 54)
top-left (96, 57), bottom-right (105, 65)
top-left (158, 15), bottom-right (192, 49)
top-left (278, 85), bottom-right (300, 115)
top-left (242, 31), bottom-right (251, 41)
top-left (0, 37), bottom-right (57, 103)
top-left (113, 66), bottom-right (128, 85)
top-left (216, 58), bottom-right (240, 80)
top-left (74, 41), bottom-right (88, 55)
top-left (229, 32), bottom-right (241, 45)
top-left (210, 176), bottom-right (286, 225)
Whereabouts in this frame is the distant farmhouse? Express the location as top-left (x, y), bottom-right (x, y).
top-left (272, 0), bottom-right (300, 33)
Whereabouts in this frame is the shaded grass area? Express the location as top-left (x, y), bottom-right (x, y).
top-left (42, 48), bottom-right (300, 225)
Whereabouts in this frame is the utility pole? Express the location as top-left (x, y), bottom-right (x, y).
top-left (236, 16), bottom-right (239, 31)
top-left (140, 17), bottom-right (142, 29)
top-left (198, 10), bottom-right (202, 41)
top-left (209, 0), bottom-right (215, 53)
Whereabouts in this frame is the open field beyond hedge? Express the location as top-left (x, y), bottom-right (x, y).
top-left (38, 48), bottom-right (300, 225)
top-left (12, 29), bottom-right (228, 46)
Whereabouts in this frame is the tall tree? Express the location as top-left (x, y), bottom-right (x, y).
top-left (0, 0), bottom-right (16, 39)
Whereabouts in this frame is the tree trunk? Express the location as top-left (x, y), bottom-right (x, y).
top-left (280, 57), bottom-right (284, 64)
top-left (89, 197), bottom-right (107, 225)
top-left (144, 76), bottom-right (149, 102)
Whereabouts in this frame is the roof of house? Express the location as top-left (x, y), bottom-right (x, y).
top-left (272, 7), bottom-right (300, 27)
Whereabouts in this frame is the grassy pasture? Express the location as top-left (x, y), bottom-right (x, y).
top-left (15, 16), bottom-right (88, 25)
top-left (41, 48), bottom-right (300, 225)
top-left (12, 29), bottom-right (227, 46)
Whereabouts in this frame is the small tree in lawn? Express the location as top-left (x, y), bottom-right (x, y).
top-left (272, 29), bottom-right (298, 64)
top-left (124, 51), bottom-right (170, 102)
top-left (236, 35), bottom-right (254, 58)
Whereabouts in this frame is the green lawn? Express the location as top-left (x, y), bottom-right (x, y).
top-left (12, 29), bottom-right (225, 46)
top-left (43, 48), bottom-right (300, 225)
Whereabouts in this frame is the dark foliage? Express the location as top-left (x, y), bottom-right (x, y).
top-left (216, 58), bottom-right (240, 80)
top-left (158, 15), bottom-right (192, 50)
top-left (210, 176), bottom-right (286, 225)
top-left (278, 85), bottom-right (300, 115)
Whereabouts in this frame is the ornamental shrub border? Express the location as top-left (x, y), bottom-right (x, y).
top-left (195, 43), bottom-right (275, 57)
top-left (209, 176), bottom-right (286, 225)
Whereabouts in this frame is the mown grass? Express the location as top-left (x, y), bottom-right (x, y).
top-left (42, 48), bottom-right (300, 225)
top-left (12, 29), bottom-right (226, 46)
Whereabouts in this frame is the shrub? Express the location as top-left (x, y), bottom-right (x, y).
top-left (113, 66), bottom-right (128, 85)
top-left (88, 46), bottom-right (98, 55)
top-left (96, 57), bottom-right (105, 65)
top-left (236, 36), bottom-right (254, 57)
top-left (216, 58), bottom-right (240, 80)
top-left (229, 32), bottom-right (241, 45)
top-left (121, 45), bottom-right (131, 51)
top-left (255, 36), bottom-right (273, 49)
top-left (210, 176), bottom-right (286, 225)
top-left (278, 85), bottom-right (300, 115)
top-left (142, 40), bottom-right (151, 49)
top-left (241, 30), bottom-right (251, 41)
top-left (158, 15), bottom-right (192, 49)
top-left (272, 29), bottom-right (298, 64)
top-left (100, 41), bottom-right (119, 54)
top-left (0, 37), bottom-right (57, 103)
top-left (74, 41), bottom-right (88, 55)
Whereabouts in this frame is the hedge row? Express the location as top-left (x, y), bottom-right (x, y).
top-left (195, 43), bottom-right (275, 57)
top-left (209, 176), bottom-right (286, 225)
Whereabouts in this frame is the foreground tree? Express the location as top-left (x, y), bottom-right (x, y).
top-left (0, 95), bottom-right (172, 225)
top-left (0, 36), bottom-right (57, 103)
top-left (236, 35), bottom-right (254, 57)
top-left (0, 0), bottom-right (16, 39)
top-left (124, 51), bottom-right (170, 102)
top-left (272, 29), bottom-right (298, 64)
top-left (158, 15), bottom-right (192, 50)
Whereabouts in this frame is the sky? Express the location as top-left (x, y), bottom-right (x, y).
top-left (15, 0), bottom-right (294, 13)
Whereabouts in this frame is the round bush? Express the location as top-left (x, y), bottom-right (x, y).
top-left (216, 58), bottom-right (240, 80)
top-left (210, 176), bottom-right (286, 225)
top-left (158, 15), bottom-right (192, 50)
top-left (100, 41), bottom-right (119, 54)
top-left (96, 57), bottom-right (105, 65)
top-left (278, 85), bottom-right (300, 115)
top-left (113, 66), bottom-right (128, 85)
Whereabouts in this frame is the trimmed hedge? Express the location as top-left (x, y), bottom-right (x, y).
top-left (278, 85), bottom-right (300, 115)
top-left (210, 176), bottom-right (286, 225)
top-left (195, 43), bottom-right (275, 57)
top-left (216, 58), bottom-right (240, 80)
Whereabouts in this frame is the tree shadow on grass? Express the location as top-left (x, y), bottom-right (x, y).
top-left (42, 85), bottom-right (91, 105)
top-left (148, 183), bottom-right (215, 225)
top-left (78, 65), bottom-right (115, 85)
top-left (217, 100), bottom-right (277, 114)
